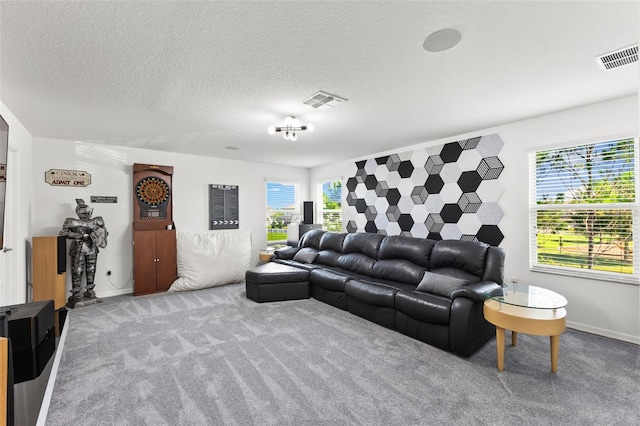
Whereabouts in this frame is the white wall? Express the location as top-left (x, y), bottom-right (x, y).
top-left (311, 95), bottom-right (640, 344)
top-left (0, 102), bottom-right (33, 306)
top-left (31, 138), bottom-right (309, 298)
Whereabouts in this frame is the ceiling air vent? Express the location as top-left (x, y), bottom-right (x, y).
top-left (596, 44), bottom-right (638, 71)
top-left (302, 91), bottom-right (348, 110)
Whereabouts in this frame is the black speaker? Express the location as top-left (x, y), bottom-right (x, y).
top-left (3, 300), bottom-right (54, 352)
top-left (303, 201), bottom-right (314, 224)
top-left (0, 314), bottom-right (15, 425)
top-left (13, 330), bottom-right (55, 384)
top-left (57, 235), bottom-right (66, 274)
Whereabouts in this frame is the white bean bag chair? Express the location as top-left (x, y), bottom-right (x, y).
top-left (169, 230), bottom-right (252, 292)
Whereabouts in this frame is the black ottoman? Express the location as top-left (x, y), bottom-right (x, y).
top-left (245, 262), bottom-right (310, 303)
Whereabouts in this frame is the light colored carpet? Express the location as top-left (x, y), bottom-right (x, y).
top-left (45, 283), bottom-right (640, 425)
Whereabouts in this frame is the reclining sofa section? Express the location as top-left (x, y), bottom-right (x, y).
top-left (251, 230), bottom-right (506, 357)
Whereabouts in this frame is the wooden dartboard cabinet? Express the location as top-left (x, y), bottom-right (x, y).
top-left (132, 163), bottom-right (177, 295)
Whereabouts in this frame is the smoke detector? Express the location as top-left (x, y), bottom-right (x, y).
top-left (302, 91), bottom-right (348, 110)
top-left (596, 44), bottom-right (638, 71)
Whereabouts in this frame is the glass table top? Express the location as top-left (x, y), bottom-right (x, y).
top-left (488, 283), bottom-right (567, 310)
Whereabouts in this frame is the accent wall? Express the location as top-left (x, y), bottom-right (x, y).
top-left (344, 134), bottom-right (504, 245)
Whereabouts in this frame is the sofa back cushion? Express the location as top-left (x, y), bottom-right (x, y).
top-left (319, 232), bottom-right (347, 252)
top-left (482, 246), bottom-right (506, 285)
top-left (337, 253), bottom-right (376, 275)
top-left (299, 229), bottom-right (326, 250)
top-left (371, 259), bottom-right (426, 285)
top-left (378, 236), bottom-right (435, 268)
top-left (342, 232), bottom-right (385, 259)
top-left (430, 240), bottom-right (488, 277)
top-left (316, 250), bottom-right (342, 266)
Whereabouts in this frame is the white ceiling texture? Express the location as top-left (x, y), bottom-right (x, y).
top-left (1, 1), bottom-right (638, 168)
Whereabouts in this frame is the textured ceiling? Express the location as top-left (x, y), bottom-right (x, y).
top-left (1, 1), bottom-right (638, 168)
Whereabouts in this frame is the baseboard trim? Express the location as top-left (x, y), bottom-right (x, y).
top-left (97, 288), bottom-right (134, 299)
top-left (567, 320), bottom-right (640, 345)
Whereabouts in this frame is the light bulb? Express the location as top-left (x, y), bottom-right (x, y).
top-left (284, 131), bottom-right (290, 140)
top-left (284, 116), bottom-right (294, 125)
top-left (290, 132), bottom-right (297, 142)
top-left (268, 127), bottom-right (276, 135)
top-left (306, 123), bottom-right (314, 132)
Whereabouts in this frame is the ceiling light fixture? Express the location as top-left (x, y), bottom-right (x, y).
top-left (423, 28), bottom-right (462, 52)
top-left (268, 116), bottom-right (313, 142)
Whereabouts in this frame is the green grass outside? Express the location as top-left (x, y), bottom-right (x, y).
top-left (267, 231), bottom-right (287, 242)
top-left (537, 233), bottom-right (632, 274)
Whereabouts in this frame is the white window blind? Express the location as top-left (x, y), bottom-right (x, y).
top-left (529, 137), bottom-right (639, 284)
top-left (266, 181), bottom-right (300, 244)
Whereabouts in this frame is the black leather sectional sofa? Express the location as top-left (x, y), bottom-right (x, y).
top-left (248, 230), bottom-right (506, 357)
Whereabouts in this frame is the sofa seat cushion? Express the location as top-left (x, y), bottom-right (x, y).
top-left (429, 267), bottom-right (480, 284)
top-left (395, 290), bottom-right (452, 326)
top-left (345, 280), bottom-right (398, 308)
top-left (274, 259), bottom-right (319, 271)
top-left (246, 262), bottom-right (309, 284)
top-left (310, 268), bottom-right (351, 292)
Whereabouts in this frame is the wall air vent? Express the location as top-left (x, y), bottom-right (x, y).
top-left (596, 44), bottom-right (638, 71)
top-left (302, 91), bottom-right (348, 110)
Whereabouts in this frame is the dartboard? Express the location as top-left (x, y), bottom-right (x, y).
top-left (136, 176), bottom-right (170, 206)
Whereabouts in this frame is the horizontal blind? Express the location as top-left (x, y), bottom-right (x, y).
top-left (529, 137), bottom-right (639, 282)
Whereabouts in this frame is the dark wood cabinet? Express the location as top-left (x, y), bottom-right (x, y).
top-left (133, 229), bottom-right (177, 295)
top-left (132, 163), bottom-right (176, 296)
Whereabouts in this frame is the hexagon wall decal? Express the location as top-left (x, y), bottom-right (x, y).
top-left (344, 133), bottom-right (505, 246)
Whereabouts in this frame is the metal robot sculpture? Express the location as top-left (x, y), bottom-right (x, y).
top-left (59, 199), bottom-right (108, 308)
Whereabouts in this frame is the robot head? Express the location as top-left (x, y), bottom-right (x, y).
top-left (75, 199), bottom-right (93, 219)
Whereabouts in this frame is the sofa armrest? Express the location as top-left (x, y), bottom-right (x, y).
top-left (451, 281), bottom-right (502, 303)
top-left (274, 247), bottom-right (299, 260)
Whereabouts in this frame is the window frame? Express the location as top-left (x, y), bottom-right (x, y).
top-left (529, 135), bottom-right (640, 285)
top-left (266, 180), bottom-right (300, 246)
top-left (317, 178), bottom-right (343, 232)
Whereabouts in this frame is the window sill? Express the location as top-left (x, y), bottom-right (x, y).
top-left (530, 265), bottom-right (639, 285)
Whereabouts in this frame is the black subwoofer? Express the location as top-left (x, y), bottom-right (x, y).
top-left (4, 300), bottom-right (54, 352)
top-left (1, 300), bottom-right (55, 384)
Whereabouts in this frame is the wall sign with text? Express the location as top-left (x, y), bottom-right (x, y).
top-left (45, 169), bottom-right (91, 187)
top-left (209, 184), bottom-right (239, 229)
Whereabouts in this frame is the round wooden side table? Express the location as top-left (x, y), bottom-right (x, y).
top-left (483, 284), bottom-right (567, 373)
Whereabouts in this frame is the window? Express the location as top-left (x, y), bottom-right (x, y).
top-left (530, 137), bottom-right (639, 283)
top-left (319, 180), bottom-right (342, 232)
top-left (266, 181), bottom-right (300, 245)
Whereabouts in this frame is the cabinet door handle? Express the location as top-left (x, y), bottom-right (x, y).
top-left (3, 247), bottom-right (12, 253)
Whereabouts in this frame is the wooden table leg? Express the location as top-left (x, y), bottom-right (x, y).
top-left (511, 330), bottom-right (518, 346)
top-left (550, 334), bottom-right (560, 373)
top-left (496, 327), bottom-right (505, 371)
